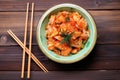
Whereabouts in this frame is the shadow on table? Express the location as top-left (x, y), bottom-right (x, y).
top-left (40, 45), bottom-right (98, 71)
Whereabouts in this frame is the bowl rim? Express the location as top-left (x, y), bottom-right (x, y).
top-left (36, 3), bottom-right (97, 64)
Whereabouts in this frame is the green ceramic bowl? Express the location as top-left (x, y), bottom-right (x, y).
top-left (36, 3), bottom-right (97, 64)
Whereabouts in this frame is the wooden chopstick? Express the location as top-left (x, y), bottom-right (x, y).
top-left (7, 30), bottom-right (48, 73)
top-left (21, 2), bottom-right (29, 78)
top-left (27, 2), bottom-right (34, 78)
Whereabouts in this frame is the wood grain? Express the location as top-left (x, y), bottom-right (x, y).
top-left (0, 0), bottom-right (120, 12)
top-left (0, 11), bottom-right (120, 46)
top-left (0, 0), bottom-right (120, 79)
top-left (0, 71), bottom-right (120, 80)
top-left (0, 45), bottom-right (120, 71)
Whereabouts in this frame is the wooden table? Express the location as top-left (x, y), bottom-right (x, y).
top-left (0, 0), bottom-right (120, 80)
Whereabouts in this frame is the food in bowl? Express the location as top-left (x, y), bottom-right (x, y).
top-left (37, 3), bottom-right (97, 64)
top-left (46, 11), bottom-right (89, 56)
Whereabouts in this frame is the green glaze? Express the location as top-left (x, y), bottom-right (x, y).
top-left (36, 3), bottom-right (97, 64)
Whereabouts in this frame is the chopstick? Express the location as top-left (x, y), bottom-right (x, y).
top-left (7, 30), bottom-right (48, 73)
top-left (27, 2), bottom-right (34, 78)
top-left (21, 2), bottom-right (29, 78)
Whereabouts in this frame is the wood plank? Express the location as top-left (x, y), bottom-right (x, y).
top-left (0, 11), bottom-right (120, 45)
top-left (0, 0), bottom-right (120, 11)
top-left (0, 71), bottom-right (120, 80)
top-left (0, 45), bottom-right (120, 71)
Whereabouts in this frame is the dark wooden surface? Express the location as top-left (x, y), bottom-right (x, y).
top-left (0, 0), bottom-right (120, 80)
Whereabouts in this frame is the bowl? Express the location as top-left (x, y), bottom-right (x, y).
top-left (36, 3), bottom-right (97, 64)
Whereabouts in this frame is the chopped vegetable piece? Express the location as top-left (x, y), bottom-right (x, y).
top-left (46, 11), bottom-right (89, 56)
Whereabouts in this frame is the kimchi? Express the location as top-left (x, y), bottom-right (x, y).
top-left (46, 11), bottom-right (89, 56)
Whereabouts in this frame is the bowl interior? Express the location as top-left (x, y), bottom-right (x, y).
top-left (37, 4), bottom-right (97, 64)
